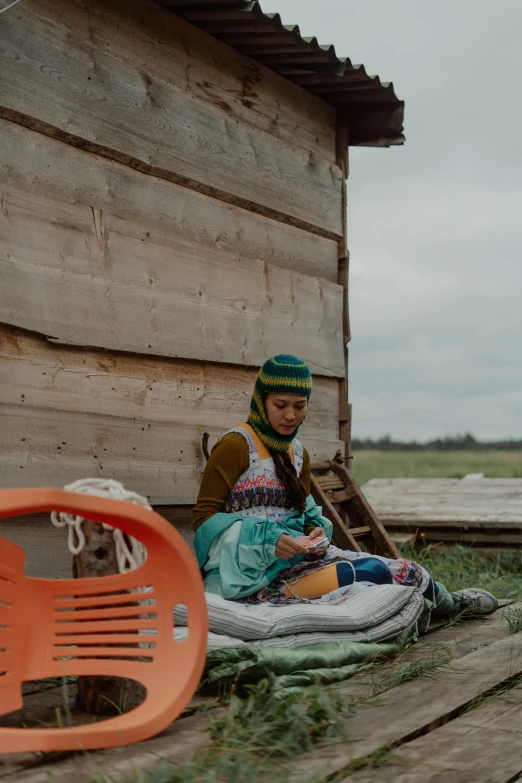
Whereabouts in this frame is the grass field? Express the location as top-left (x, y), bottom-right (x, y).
top-left (350, 449), bottom-right (522, 487)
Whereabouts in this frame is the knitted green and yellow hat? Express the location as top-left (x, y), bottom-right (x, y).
top-left (247, 354), bottom-right (312, 453)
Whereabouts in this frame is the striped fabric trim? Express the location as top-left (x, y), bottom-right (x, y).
top-left (190, 584), bottom-right (423, 641)
top-left (174, 586), bottom-right (424, 647)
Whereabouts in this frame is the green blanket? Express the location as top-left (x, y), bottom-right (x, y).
top-left (200, 629), bottom-right (415, 696)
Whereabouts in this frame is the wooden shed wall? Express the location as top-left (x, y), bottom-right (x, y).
top-left (0, 0), bottom-right (349, 546)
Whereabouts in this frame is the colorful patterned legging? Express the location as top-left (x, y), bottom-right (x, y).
top-left (249, 545), bottom-right (457, 618)
top-left (283, 557), bottom-right (438, 604)
top-left (275, 546), bottom-right (459, 616)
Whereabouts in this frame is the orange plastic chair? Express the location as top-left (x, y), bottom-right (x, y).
top-left (0, 488), bottom-right (208, 753)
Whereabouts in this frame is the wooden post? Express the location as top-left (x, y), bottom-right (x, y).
top-left (335, 115), bottom-right (352, 465)
top-left (74, 521), bottom-right (145, 715)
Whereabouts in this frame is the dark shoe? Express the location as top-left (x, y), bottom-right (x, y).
top-left (450, 588), bottom-right (498, 617)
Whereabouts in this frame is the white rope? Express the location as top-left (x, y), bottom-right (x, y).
top-left (51, 478), bottom-right (150, 573)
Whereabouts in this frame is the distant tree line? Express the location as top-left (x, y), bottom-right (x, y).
top-left (352, 433), bottom-right (522, 451)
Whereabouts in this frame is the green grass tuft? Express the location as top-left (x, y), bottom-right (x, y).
top-left (209, 677), bottom-right (355, 756)
top-left (89, 679), bottom-right (355, 783)
top-left (369, 643), bottom-right (452, 696)
top-left (502, 605), bottom-right (522, 635)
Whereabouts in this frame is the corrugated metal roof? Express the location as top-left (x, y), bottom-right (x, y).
top-left (155, 0), bottom-right (404, 147)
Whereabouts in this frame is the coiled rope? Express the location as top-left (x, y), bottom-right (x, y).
top-left (51, 478), bottom-right (149, 573)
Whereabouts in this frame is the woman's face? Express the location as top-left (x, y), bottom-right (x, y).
top-left (265, 393), bottom-right (308, 436)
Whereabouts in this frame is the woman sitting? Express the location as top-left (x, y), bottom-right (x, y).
top-left (192, 354), bottom-right (497, 619)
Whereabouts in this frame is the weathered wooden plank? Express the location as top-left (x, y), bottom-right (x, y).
top-left (335, 117), bottom-right (349, 260)
top-left (154, 506), bottom-right (196, 552)
top-left (364, 478), bottom-right (522, 494)
top-left (336, 604), bottom-right (520, 705)
top-left (0, 685), bottom-right (77, 730)
top-left (0, 182), bottom-right (345, 377)
top-left (0, 404), bottom-right (204, 505)
top-left (385, 519), bottom-right (522, 530)
top-left (0, 119), bottom-right (339, 283)
top-left (30, 0), bottom-right (336, 160)
top-left (315, 476), bottom-right (346, 491)
top-left (362, 478), bottom-right (522, 528)
top-left (0, 515), bottom-right (72, 579)
top-left (390, 533), bottom-right (416, 546)
top-left (0, 405), bottom-right (344, 504)
top-left (0, 324), bottom-right (340, 439)
top-left (0, 710), bottom-right (221, 783)
top-left (415, 529), bottom-right (522, 545)
top-left (335, 117), bottom-right (349, 458)
top-left (289, 630), bottom-right (522, 781)
top-left (0, 2), bottom-right (343, 237)
top-left (0, 508), bottom-right (196, 580)
top-left (350, 684), bottom-right (522, 782)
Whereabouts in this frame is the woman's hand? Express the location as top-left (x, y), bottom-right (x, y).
top-left (275, 534), bottom-right (307, 560)
top-left (308, 527), bottom-right (328, 552)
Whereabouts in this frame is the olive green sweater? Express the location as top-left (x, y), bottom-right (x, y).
top-left (192, 432), bottom-right (311, 532)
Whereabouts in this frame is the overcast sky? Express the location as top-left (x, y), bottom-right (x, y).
top-left (262, 0), bottom-right (522, 441)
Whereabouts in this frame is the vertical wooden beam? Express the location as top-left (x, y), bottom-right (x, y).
top-left (74, 522), bottom-right (145, 715)
top-left (335, 115), bottom-right (349, 258)
top-left (335, 115), bottom-right (351, 463)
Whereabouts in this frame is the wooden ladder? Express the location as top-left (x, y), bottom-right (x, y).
top-left (311, 453), bottom-right (400, 558)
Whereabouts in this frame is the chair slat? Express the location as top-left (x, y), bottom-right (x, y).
top-left (54, 633), bottom-right (158, 646)
top-left (51, 648), bottom-right (155, 660)
top-left (54, 604), bottom-right (157, 622)
top-left (54, 591), bottom-right (156, 610)
top-left (54, 618), bottom-right (160, 635)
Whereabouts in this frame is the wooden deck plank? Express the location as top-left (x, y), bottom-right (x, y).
top-left (0, 687), bottom-right (215, 730)
top-left (416, 529), bottom-right (522, 545)
top-left (347, 684), bottom-right (522, 782)
top-left (362, 478), bottom-right (522, 529)
top-left (289, 630), bottom-right (522, 781)
top-left (333, 605), bottom-right (519, 705)
top-left (0, 709), bottom-right (222, 782)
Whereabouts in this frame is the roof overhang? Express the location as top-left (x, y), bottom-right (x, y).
top-left (155, 0), bottom-right (405, 147)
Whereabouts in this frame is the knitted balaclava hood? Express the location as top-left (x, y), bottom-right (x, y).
top-left (247, 354), bottom-right (312, 453)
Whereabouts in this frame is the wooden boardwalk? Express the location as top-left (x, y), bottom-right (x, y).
top-left (361, 477), bottom-right (522, 547)
top-left (2, 602), bottom-right (521, 782)
top-left (291, 601), bottom-right (522, 782)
